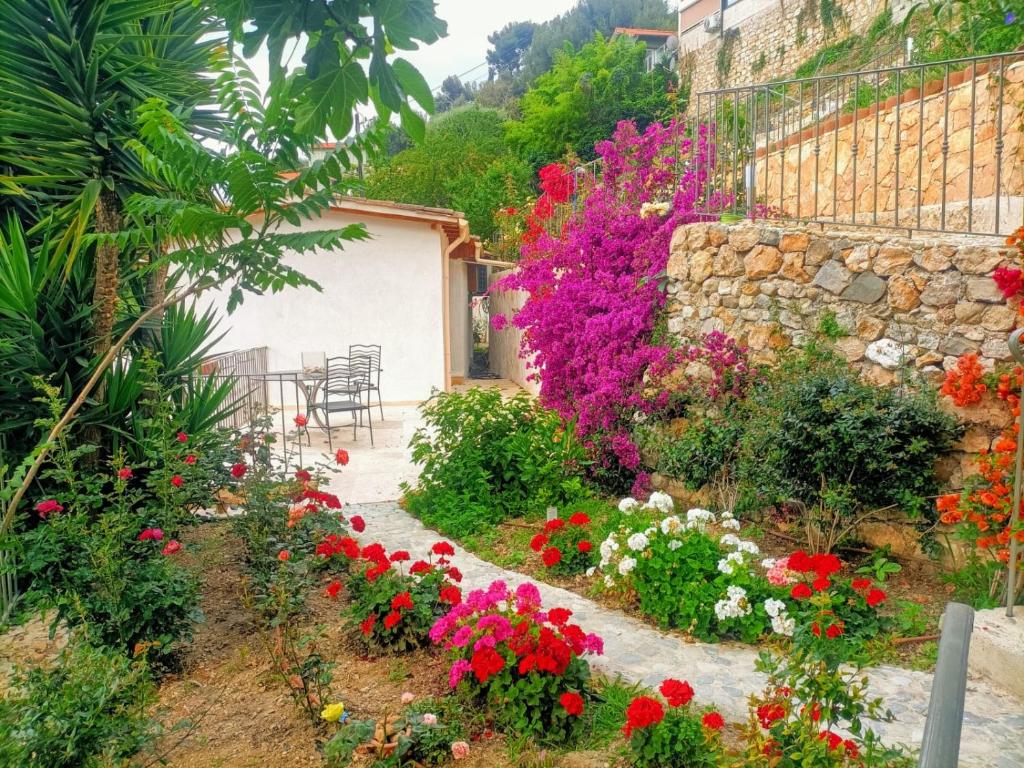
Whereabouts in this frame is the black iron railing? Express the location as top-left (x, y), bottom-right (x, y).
top-left (693, 51), bottom-right (1024, 237)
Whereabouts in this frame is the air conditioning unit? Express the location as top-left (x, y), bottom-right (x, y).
top-left (703, 11), bottom-right (722, 33)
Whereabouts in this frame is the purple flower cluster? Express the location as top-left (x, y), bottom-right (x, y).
top-left (494, 119), bottom-right (728, 470)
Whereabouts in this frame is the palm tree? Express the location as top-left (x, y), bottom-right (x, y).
top-left (0, 0), bottom-right (222, 358)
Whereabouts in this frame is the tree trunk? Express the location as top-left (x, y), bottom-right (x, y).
top-left (143, 251), bottom-right (169, 351)
top-left (91, 188), bottom-right (123, 357)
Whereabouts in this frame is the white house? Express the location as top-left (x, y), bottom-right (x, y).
top-left (202, 197), bottom-right (504, 403)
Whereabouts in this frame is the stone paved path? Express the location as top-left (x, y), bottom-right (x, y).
top-left (342, 500), bottom-right (1024, 768)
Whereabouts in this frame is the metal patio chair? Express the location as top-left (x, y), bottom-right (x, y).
top-left (349, 344), bottom-right (383, 419)
top-left (310, 356), bottom-right (374, 449)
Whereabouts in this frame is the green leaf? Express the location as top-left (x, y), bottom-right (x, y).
top-left (392, 57), bottom-right (434, 113)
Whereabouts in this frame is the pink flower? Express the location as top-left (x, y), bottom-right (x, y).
top-left (401, 691), bottom-right (415, 704)
top-left (34, 499), bottom-right (63, 518)
top-left (451, 741), bottom-right (470, 760)
top-left (184, 455), bottom-right (197, 465)
top-left (138, 528), bottom-right (164, 542)
top-left (176, 431), bottom-right (188, 443)
top-left (422, 713), bottom-right (438, 725)
top-left (490, 313), bottom-right (508, 332)
top-left (118, 467), bottom-right (133, 480)
top-left (162, 540), bottom-right (182, 555)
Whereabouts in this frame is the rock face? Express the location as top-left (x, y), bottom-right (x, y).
top-left (666, 222), bottom-right (1014, 375)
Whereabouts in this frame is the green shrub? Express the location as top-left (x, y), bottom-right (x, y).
top-left (0, 640), bottom-right (158, 768)
top-left (403, 388), bottom-right (590, 535)
top-left (735, 345), bottom-right (960, 532)
top-left (635, 414), bottom-right (743, 492)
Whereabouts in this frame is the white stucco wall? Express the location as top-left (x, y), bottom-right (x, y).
top-left (200, 209), bottom-right (446, 403)
top-left (448, 260), bottom-right (471, 379)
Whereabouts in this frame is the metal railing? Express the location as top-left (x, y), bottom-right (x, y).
top-left (918, 602), bottom-right (974, 768)
top-left (200, 346), bottom-right (270, 431)
top-left (693, 51), bottom-right (1024, 237)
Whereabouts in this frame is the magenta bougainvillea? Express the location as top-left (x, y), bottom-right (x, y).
top-left (493, 120), bottom-right (727, 479)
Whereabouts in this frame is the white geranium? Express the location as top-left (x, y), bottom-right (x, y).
top-left (720, 517), bottom-right (741, 531)
top-left (719, 533), bottom-right (741, 549)
top-left (626, 532), bottom-right (650, 552)
top-left (618, 497), bottom-right (639, 513)
top-left (771, 614), bottom-right (795, 636)
top-left (717, 551), bottom-right (745, 575)
top-left (763, 598), bottom-right (787, 617)
top-left (714, 585), bottom-right (751, 620)
top-left (618, 556), bottom-right (637, 576)
top-left (736, 540), bottom-right (760, 555)
top-left (667, 539), bottom-right (683, 551)
top-left (685, 508), bottom-right (716, 532)
top-left (660, 515), bottom-right (683, 535)
top-left (643, 491), bottom-right (675, 514)
top-left (761, 558), bottom-right (778, 570)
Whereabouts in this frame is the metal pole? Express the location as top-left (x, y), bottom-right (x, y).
top-left (1006, 328), bottom-right (1024, 616)
top-left (917, 603), bottom-right (974, 768)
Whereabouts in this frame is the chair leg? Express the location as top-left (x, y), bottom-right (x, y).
top-left (325, 410), bottom-right (333, 451)
top-left (377, 390), bottom-right (384, 421)
top-left (366, 406), bottom-right (375, 447)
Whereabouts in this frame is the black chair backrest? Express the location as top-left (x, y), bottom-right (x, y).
top-left (349, 344), bottom-right (381, 371)
top-left (325, 356), bottom-right (365, 397)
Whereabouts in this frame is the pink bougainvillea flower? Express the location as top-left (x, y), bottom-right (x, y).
top-left (176, 431), bottom-right (188, 443)
top-left (118, 467), bottom-right (133, 480)
top-left (34, 499), bottom-right (64, 518)
top-left (490, 313), bottom-right (508, 332)
top-left (162, 540), bottom-right (182, 555)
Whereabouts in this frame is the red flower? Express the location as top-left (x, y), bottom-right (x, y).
top-left (295, 469), bottom-right (311, 482)
top-left (530, 533), bottom-right (549, 552)
top-left (447, 566), bottom-right (463, 582)
top-left (390, 550), bottom-right (410, 562)
top-left (34, 499), bottom-right (64, 518)
top-left (866, 588), bottom-right (887, 607)
top-left (351, 515), bottom-right (366, 533)
top-left (812, 622), bottom-right (822, 637)
top-left (410, 560), bottom-right (432, 575)
top-left (623, 696), bottom-right (665, 737)
top-left (184, 454), bottom-right (196, 465)
top-left (843, 739), bottom-right (860, 758)
top-left (335, 448), bottom-right (349, 466)
top-left (809, 553), bottom-right (842, 577)
top-left (383, 611), bottom-right (402, 630)
top-left (162, 540), bottom-right (182, 555)
top-left (360, 614), bottom-right (377, 635)
top-left (548, 607), bottom-right (572, 626)
top-left (470, 647), bottom-right (505, 683)
top-left (230, 462), bottom-right (247, 479)
top-left (537, 162), bottom-right (575, 203)
top-left (391, 591), bottom-right (414, 611)
top-left (440, 585), bottom-right (462, 605)
top-left (659, 679), bottom-right (694, 708)
top-left (568, 512), bottom-right (590, 526)
top-left (432, 541), bottom-right (455, 557)
top-left (137, 528), bottom-right (164, 542)
top-left (325, 580), bottom-right (342, 598)
top-left (790, 583), bottom-right (812, 599)
top-left (756, 702), bottom-right (786, 728)
top-left (118, 467), bottom-right (133, 480)
top-left (559, 691), bottom-right (584, 716)
top-left (176, 431), bottom-right (188, 443)
top-left (294, 414), bottom-right (308, 427)
top-left (542, 547), bottom-right (562, 567)
top-left (170, 475), bottom-right (184, 488)
top-left (825, 623), bottom-right (844, 639)
top-left (544, 518), bottom-right (566, 533)
top-left (787, 550), bottom-right (813, 573)
top-left (577, 540), bottom-right (592, 553)
top-left (812, 576), bottom-right (831, 592)
top-left (851, 578), bottom-right (871, 591)
top-left (701, 711), bottom-right (725, 730)
top-left (278, 550), bottom-right (291, 561)
top-left (819, 730), bottom-right (843, 750)
top-left (994, 266), bottom-right (1024, 299)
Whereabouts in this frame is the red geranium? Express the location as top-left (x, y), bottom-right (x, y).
top-left (295, 469), bottom-right (311, 482)
top-left (440, 585), bottom-right (462, 605)
top-left (544, 518), bottom-right (566, 532)
top-left (825, 622), bottom-right (844, 639)
top-left (702, 711), bottom-right (725, 730)
top-left (384, 611), bottom-right (402, 630)
top-left (360, 614), bottom-right (377, 635)
top-left (351, 515), bottom-right (366, 532)
top-left (577, 540), bottom-right (592, 553)
top-left (432, 541), bottom-right (455, 557)
top-left (447, 566), bottom-right (463, 582)
top-left (325, 580), bottom-right (342, 598)
top-left (790, 583), bottom-right (812, 599)
top-left (542, 547), bottom-right (562, 567)
top-left (560, 691), bottom-right (584, 716)
top-left (659, 678), bottom-right (694, 708)
top-left (390, 550), bottom-right (410, 562)
top-left (162, 540), bottom-right (182, 555)
top-left (851, 578), bottom-right (871, 590)
top-left (756, 702), bottom-right (786, 729)
top-left (294, 414), bottom-right (308, 427)
top-left (410, 560), bottom-right (432, 575)
top-left (548, 607), bottom-right (572, 626)
top-left (230, 462), bottom-right (247, 479)
top-left (866, 588), bottom-right (887, 607)
top-left (137, 528), bottom-right (164, 542)
top-left (530, 533), bottom-right (549, 552)
top-left (568, 512), bottom-right (590, 526)
top-left (176, 431), bottom-right (188, 443)
top-left (623, 696), bottom-right (665, 737)
top-left (391, 591), bottom-right (414, 611)
top-left (118, 467), bottom-right (133, 480)
top-left (278, 550), bottom-right (291, 561)
top-left (470, 647), bottom-right (505, 683)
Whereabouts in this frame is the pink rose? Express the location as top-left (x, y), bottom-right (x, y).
top-left (451, 741), bottom-right (470, 760)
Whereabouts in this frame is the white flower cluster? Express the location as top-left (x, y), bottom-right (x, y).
top-left (714, 585), bottom-right (751, 620)
top-left (618, 497), bottom-right (639, 513)
top-left (626, 532), bottom-right (650, 552)
top-left (719, 509), bottom-right (741, 531)
top-left (685, 508), bottom-right (716, 532)
top-left (660, 515), bottom-right (683, 535)
top-left (639, 200), bottom-right (672, 219)
top-left (717, 550), bottom-right (746, 575)
top-left (764, 598), bottom-right (795, 636)
top-left (642, 491), bottom-right (675, 514)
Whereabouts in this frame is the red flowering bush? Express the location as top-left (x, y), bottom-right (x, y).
top-left (346, 542), bottom-right (462, 653)
top-left (622, 680), bottom-right (725, 767)
top-left (529, 513), bottom-right (597, 577)
top-left (940, 353), bottom-right (987, 407)
top-left (429, 580), bottom-right (603, 742)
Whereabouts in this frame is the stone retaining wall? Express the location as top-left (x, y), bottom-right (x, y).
top-left (666, 221), bottom-right (1017, 380)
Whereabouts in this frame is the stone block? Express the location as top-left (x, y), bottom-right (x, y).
top-left (954, 301), bottom-right (985, 322)
top-left (966, 277), bottom-right (1005, 303)
top-left (844, 244), bottom-right (875, 273)
top-left (713, 245), bottom-right (744, 277)
top-left (708, 225), bottom-right (729, 247)
top-left (667, 251), bottom-right (690, 282)
top-left (744, 245), bottom-right (783, 278)
top-left (866, 338), bottom-right (908, 369)
top-left (689, 250), bottom-right (714, 285)
top-left (780, 252), bottom-right (810, 282)
top-left (778, 231), bottom-right (810, 252)
top-left (874, 245), bottom-right (913, 275)
top-left (812, 260), bottom-right (853, 294)
top-left (953, 245), bottom-right (1005, 274)
top-left (841, 271), bottom-right (887, 304)
top-left (967, 608), bottom-right (1024, 702)
top-left (728, 224), bottom-right (762, 252)
top-left (805, 238), bottom-right (834, 265)
top-left (835, 336), bottom-right (866, 361)
top-left (914, 245), bottom-right (955, 272)
top-left (919, 273), bottom-right (961, 306)
top-left (857, 315), bottom-right (888, 341)
top-left (887, 275), bottom-right (921, 311)
top-left (981, 305), bottom-right (1017, 331)
top-left (686, 224), bottom-right (711, 250)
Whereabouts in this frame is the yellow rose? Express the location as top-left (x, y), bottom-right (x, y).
top-left (321, 703), bottom-right (345, 723)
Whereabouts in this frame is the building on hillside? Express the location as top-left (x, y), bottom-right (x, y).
top-left (201, 197), bottom-right (510, 402)
top-left (677, 0), bottom-right (916, 96)
top-left (611, 26), bottom-right (679, 72)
